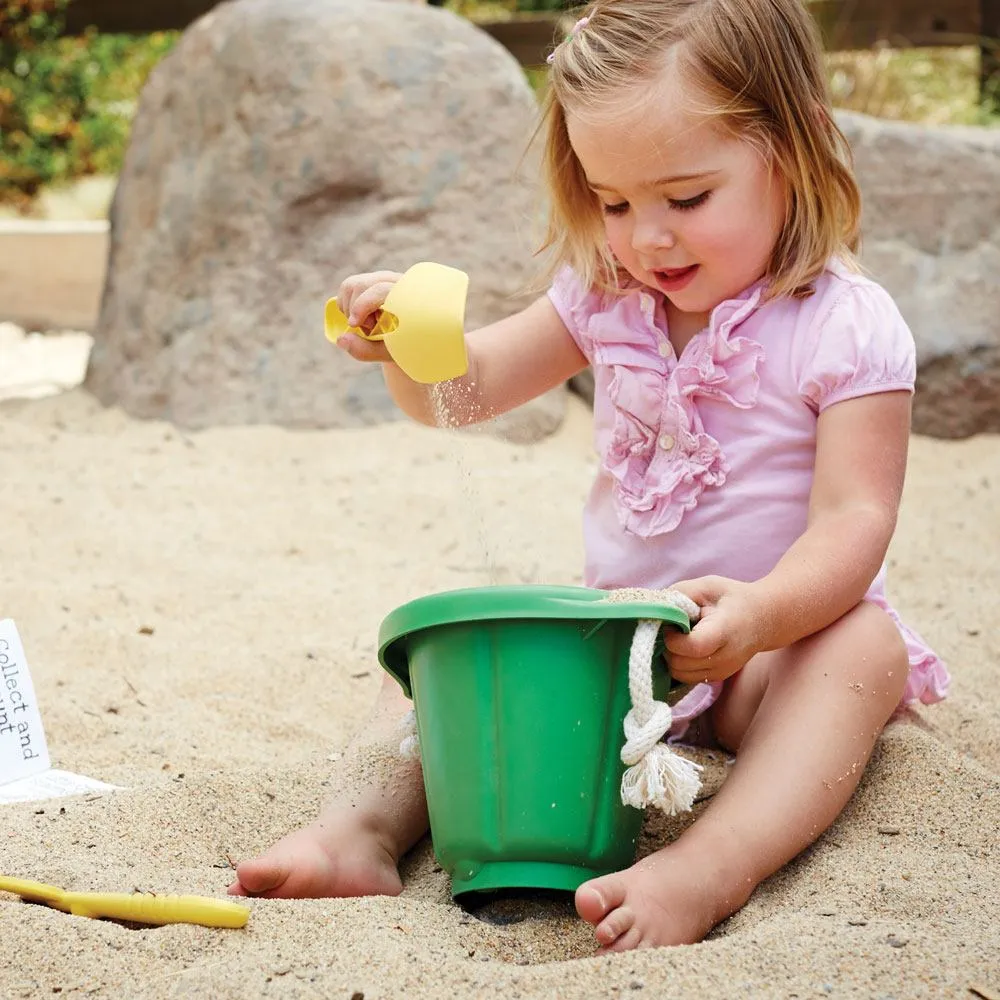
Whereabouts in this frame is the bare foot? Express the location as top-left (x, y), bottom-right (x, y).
top-left (228, 811), bottom-right (403, 899)
top-left (575, 840), bottom-right (754, 951)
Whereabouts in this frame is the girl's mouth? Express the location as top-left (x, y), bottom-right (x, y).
top-left (653, 264), bottom-right (699, 293)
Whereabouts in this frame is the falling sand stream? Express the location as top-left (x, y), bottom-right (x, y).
top-left (429, 381), bottom-right (525, 587)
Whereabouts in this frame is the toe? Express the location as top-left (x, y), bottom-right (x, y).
top-left (576, 873), bottom-right (628, 925)
top-left (600, 925), bottom-right (645, 954)
top-left (233, 857), bottom-right (286, 895)
top-left (595, 902), bottom-right (636, 947)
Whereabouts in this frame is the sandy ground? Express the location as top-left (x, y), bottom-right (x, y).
top-left (0, 373), bottom-right (998, 998)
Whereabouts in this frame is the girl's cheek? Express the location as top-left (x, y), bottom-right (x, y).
top-left (683, 210), bottom-right (732, 256)
top-left (605, 219), bottom-right (633, 261)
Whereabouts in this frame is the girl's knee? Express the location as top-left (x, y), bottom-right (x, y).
top-left (821, 601), bottom-right (909, 701)
top-left (847, 601), bottom-right (907, 659)
top-left (711, 603), bottom-right (908, 750)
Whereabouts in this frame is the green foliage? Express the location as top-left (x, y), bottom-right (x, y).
top-left (1, 0), bottom-right (89, 208)
top-left (0, 1), bottom-right (175, 211)
top-left (827, 46), bottom-right (999, 127)
top-left (445, 0), bottom-right (575, 15)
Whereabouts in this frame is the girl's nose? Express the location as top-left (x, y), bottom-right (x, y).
top-left (631, 218), bottom-right (676, 254)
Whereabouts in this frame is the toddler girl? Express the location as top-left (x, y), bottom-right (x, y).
top-left (230, 0), bottom-right (949, 951)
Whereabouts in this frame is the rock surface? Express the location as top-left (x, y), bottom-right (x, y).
top-left (839, 111), bottom-right (1000, 439)
top-left (86, 0), bottom-right (563, 441)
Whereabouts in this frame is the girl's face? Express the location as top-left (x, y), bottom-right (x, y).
top-left (566, 64), bottom-right (787, 329)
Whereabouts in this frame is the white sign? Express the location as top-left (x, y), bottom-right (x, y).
top-left (0, 618), bottom-right (50, 785)
top-left (0, 769), bottom-right (119, 805)
top-left (0, 620), bottom-right (122, 803)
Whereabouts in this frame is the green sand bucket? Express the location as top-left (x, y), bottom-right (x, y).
top-left (377, 585), bottom-right (691, 897)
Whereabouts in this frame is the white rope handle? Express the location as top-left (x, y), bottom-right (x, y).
top-left (619, 590), bottom-right (703, 816)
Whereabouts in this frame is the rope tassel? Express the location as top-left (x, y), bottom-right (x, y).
top-left (619, 608), bottom-right (703, 816)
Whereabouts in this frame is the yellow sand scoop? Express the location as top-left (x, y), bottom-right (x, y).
top-left (325, 261), bottom-right (469, 384)
top-left (0, 875), bottom-right (249, 929)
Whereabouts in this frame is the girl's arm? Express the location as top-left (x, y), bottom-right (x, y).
top-left (381, 295), bottom-right (587, 426)
top-left (751, 390), bottom-right (911, 650)
top-left (666, 390), bottom-right (912, 682)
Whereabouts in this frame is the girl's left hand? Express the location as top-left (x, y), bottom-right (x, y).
top-left (663, 576), bottom-right (769, 684)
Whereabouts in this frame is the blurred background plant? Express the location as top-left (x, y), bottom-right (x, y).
top-left (0, 0), bottom-right (995, 216)
top-left (0, 0), bottom-right (174, 212)
top-left (827, 44), bottom-right (997, 124)
top-left (444, 0), bottom-right (573, 12)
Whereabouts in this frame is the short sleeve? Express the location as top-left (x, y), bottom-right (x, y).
top-left (546, 265), bottom-right (604, 362)
top-left (796, 280), bottom-right (917, 413)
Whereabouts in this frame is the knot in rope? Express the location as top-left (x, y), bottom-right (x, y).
top-left (621, 700), bottom-right (674, 766)
top-left (618, 609), bottom-right (702, 816)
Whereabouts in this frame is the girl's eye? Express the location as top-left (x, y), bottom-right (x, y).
top-left (601, 202), bottom-right (629, 217)
top-left (669, 191), bottom-right (710, 211)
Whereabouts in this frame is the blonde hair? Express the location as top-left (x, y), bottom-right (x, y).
top-left (539, 0), bottom-right (861, 300)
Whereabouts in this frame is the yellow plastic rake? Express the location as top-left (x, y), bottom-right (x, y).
top-left (0, 875), bottom-right (249, 929)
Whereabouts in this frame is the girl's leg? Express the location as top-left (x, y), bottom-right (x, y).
top-left (576, 601), bottom-right (909, 951)
top-left (229, 675), bottom-right (429, 898)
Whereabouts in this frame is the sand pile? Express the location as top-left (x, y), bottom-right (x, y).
top-left (0, 388), bottom-right (997, 998)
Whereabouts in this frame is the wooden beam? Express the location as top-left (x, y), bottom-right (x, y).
top-left (59, 0), bottom-right (987, 62)
top-left (63, 0), bottom-right (218, 34)
top-left (810, 0), bottom-right (981, 49)
top-left (483, 3), bottom-right (986, 68)
top-left (60, 1), bottom-right (570, 56)
top-left (478, 14), bottom-right (572, 67)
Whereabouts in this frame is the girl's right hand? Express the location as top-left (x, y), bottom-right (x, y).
top-left (334, 270), bottom-right (403, 365)
top-left (664, 576), bottom-right (767, 684)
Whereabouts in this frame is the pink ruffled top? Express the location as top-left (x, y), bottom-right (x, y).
top-left (548, 261), bottom-right (950, 734)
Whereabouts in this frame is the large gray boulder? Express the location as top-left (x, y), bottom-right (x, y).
top-left (86, 0), bottom-right (563, 441)
top-left (838, 111), bottom-right (999, 439)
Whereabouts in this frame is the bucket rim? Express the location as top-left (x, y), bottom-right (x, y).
top-left (376, 584), bottom-right (691, 695)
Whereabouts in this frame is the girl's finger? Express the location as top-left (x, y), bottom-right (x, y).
top-left (669, 648), bottom-right (738, 683)
top-left (339, 271), bottom-right (402, 325)
top-left (336, 333), bottom-right (392, 364)
top-left (664, 617), bottom-right (726, 660)
top-left (664, 631), bottom-right (699, 657)
top-left (668, 656), bottom-right (712, 684)
top-left (349, 282), bottom-right (400, 328)
top-left (671, 575), bottom-right (729, 610)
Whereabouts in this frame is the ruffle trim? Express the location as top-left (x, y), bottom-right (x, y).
top-left (897, 619), bottom-right (950, 705)
top-left (571, 284), bottom-right (766, 537)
